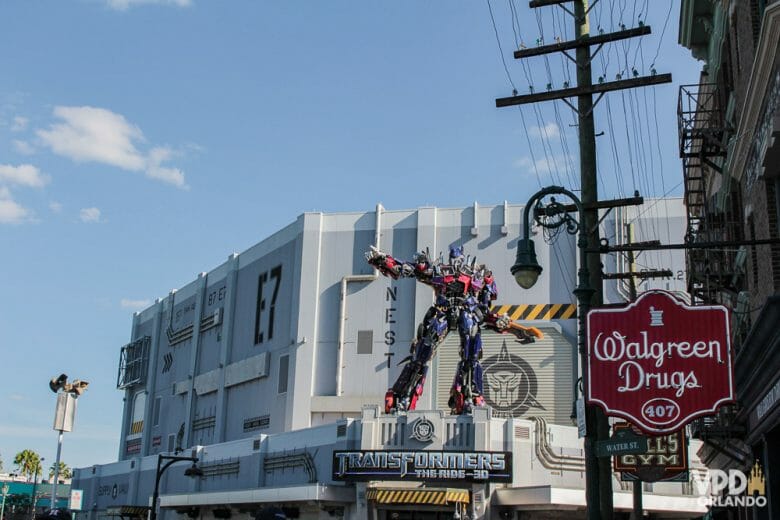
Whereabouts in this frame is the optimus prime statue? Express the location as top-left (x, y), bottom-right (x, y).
top-left (365, 245), bottom-right (543, 415)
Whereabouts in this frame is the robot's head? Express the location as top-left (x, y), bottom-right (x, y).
top-left (435, 295), bottom-right (448, 309)
top-left (413, 250), bottom-right (430, 267)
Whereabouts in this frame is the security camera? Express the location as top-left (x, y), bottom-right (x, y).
top-left (49, 374), bottom-right (68, 393)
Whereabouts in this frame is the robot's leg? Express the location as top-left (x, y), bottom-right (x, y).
top-left (472, 360), bottom-right (485, 407)
top-left (385, 316), bottom-right (442, 413)
top-left (448, 360), bottom-right (466, 414)
top-left (386, 361), bottom-right (421, 413)
top-left (408, 365), bottom-right (429, 411)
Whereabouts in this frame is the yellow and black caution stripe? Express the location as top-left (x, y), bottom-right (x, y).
top-left (491, 303), bottom-right (577, 320)
top-left (366, 488), bottom-right (470, 505)
top-left (130, 420), bottom-right (144, 434)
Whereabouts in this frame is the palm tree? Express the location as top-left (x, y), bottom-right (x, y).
top-left (48, 462), bottom-right (71, 482)
top-left (13, 450), bottom-right (41, 482)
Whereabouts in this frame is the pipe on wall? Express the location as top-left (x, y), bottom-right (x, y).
top-left (336, 203), bottom-right (383, 396)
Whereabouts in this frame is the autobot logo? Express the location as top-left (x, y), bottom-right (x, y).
top-left (483, 341), bottom-right (544, 416)
top-left (410, 417), bottom-right (435, 442)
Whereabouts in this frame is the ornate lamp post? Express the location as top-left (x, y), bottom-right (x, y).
top-left (510, 185), bottom-right (599, 519)
top-left (149, 455), bottom-right (203, 520)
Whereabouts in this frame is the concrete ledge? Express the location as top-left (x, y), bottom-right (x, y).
top-left (311, 396), bottom-right (386, 413)
top-left (160, 483), bottom-right (354, 507)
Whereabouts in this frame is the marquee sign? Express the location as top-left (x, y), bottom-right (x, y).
top-left (332, 450), bottom-right (512, 482)
top-left (587, 290), bottom-right (734, 434)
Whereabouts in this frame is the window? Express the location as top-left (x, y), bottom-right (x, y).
top-left (130, 392), bottom-right (146, 435)
top-left (278, 355), bottom-right (289, 394)
top-left (357, 330), bottom-right (373, 354)
top-left (167, 434), bottom-right (176, 452)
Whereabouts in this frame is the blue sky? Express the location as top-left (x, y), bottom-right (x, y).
top-left (0, 0), bottom-right (700, 471)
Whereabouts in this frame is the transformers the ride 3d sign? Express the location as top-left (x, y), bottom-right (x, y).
top-left (587, 290), bottom-right (734, 435)
top-left (332, 450), bottom-right (512, 482)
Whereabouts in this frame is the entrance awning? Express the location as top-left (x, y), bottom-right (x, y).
top-left (366, 488), bottom-right (469, 505)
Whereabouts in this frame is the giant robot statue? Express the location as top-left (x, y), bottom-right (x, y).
top-left (366, 245), bottom-right (543, 414)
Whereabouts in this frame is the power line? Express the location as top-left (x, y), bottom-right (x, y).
top-left (486, 0), bottom-right (517, 92)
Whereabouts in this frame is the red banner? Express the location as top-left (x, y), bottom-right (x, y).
top-left (587, 290), bottom-right (734, 434)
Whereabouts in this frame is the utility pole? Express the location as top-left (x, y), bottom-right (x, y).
top-left (625, 223), bottom-right (643, 520)
top-left (496, 1), bottom-right (672, 518)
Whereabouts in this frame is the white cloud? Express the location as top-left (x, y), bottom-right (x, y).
top-left (80, 207), bottom-right (102, 223)
top-left (0, 163), bottom-right (48, 187)
top-left (12, 139), bottom-right (35, 155)
top-left (10, 393), bottom-right (24, 401)
top-left (529, 123), bottom-right (560, 139)
top-left (11, 116), bottom-right (28, 132)
top-left (121, 298), bottom-right (152, 310)
top-left (50, 201), bottom-right (63, 213)
top-left (38, 106), bottom-right (146, 170)
top-left (37, 106), bottom-right (188, 189)
top-left (106, 0), bottom-right (192, 11)
top-left (0, 187), bottom-right (31, 224)
top-left (146, 146), bottom-right (187, 189)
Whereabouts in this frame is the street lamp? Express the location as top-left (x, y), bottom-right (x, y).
top-left (48, 374), bottom-right (89, 513)
top-left (149, 455), bottom-right (204, 520)
top-left (2, 482), bottom-right (10, 520)
top-left (511, 186), bottom-right (599, 519)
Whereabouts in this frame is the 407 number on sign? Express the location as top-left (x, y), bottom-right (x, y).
top-left (641, 398), bottom-right (681, 426)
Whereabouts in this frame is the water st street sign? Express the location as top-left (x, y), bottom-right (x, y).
top-left (596, 428), bottom-right (648, 458)
top-left (587, 290), bottom-right (734, 434)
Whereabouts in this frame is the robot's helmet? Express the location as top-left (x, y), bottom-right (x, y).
top-left (413, 250), bottom-right (430, 265)
top-left (464, 295), bottom-right (478, 311)
top-left (435, 295), bottom-right (448, 308)
top-left (449, 246), bottom-right (464, 262)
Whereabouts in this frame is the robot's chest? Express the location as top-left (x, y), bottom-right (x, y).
top-left (434, 273), bottom-right (477, 297)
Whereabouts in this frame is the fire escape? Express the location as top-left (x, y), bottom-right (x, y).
top-left (678, 83), bottom-right (744, 306)
top-left (679, 84), bottom-right (747, 445)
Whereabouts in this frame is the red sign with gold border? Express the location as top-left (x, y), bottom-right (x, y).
top-left (587, 290), bottom-right (734, 434)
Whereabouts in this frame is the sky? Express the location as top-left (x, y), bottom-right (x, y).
top-left (0, 0), bottom-right (701, 472)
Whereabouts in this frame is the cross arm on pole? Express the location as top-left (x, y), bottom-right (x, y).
top-left (514, 26), bottom-right (651, 59)
top-left (495, 74), bottom-right (672, 108)
top-left (528, 0), bottom-right (600, 15)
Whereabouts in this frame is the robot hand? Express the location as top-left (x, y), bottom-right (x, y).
top-left (487, 312), bottom-right (544, 344)
top-left (365, 246), bottom-right (414, 279)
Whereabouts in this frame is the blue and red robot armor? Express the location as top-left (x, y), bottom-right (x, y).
top-left (365, 245), bottom-right (543, 415)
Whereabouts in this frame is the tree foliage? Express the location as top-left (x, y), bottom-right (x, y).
top-left (13, 450), bottom-right (42, 482)
top-left (48, 461), bottom-right (71, 481)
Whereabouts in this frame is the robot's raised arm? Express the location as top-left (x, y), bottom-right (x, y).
top-left (365, 246), bottom-right (415, 280)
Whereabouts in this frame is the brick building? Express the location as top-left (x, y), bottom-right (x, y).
top-left (679, 0), bottom-right (780, 518)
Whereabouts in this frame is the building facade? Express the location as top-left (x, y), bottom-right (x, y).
top-left (73, 200), bottom-right (703, 519)
top-left (679, 1), bottom-right (780, 518)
